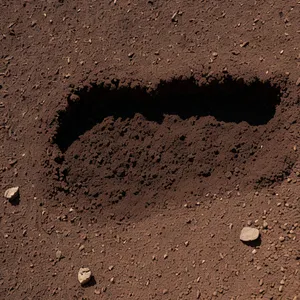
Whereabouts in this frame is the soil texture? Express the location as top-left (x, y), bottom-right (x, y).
top-left (0, 0), bottom-right (300, 299)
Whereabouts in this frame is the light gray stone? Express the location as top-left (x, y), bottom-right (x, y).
top-left (78, 267), bottom-right (92, 285)
top-left (240, 227), bottom-right (260, 242)
top-left (4, 187), bottom-right (19, 201)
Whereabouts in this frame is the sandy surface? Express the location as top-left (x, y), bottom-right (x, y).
top-left (0, 0), bottom-right (300, 299)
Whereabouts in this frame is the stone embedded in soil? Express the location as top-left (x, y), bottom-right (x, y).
top-left (94, 289), bottom-right (101, 295)
top-left (225, 171), bottom-right (232, 179)
top-left (78, 267), bottom-right (92, 285)
top-left (4, 187), bottom-right (19, 201)
top-left (240, 227), bottom-right (260, 242)
top-left (56, 250), bottom-right (62, 260)
top-left (262, 221), bottom-right (268, 229)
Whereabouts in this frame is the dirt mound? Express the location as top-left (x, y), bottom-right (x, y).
top-left (47, 74), bottom-right (296, 219)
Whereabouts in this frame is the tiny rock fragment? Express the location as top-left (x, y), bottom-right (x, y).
top-left (225, 171), bottom-right (232, 179)
top-left (128, 52), bottom-right (134, 58)
top-left (259, 279), bottom-right (264, 286)
top-left (78, 267), bottom-right (92, 285)
top-left (279, 236), bottom-right (285, 242)
top-left (171, 11), bottom-right (178, 22)
top-left (232, 50), bottom-right (240, 55)
top-left (8, 158), bottom-right (17, 166)
top-left (4, 187), bottom-right (19, 201)
top-left (56, 250), bottom-right (62, 260)
top-left (240, 41), bottom-right (249, 47)
top-left (240, 227), bottom-right (260, 242)
top-left (296, 77), bottom-right (300, 86)
top-left (262, 221), bottom-right (268, 229)
top-left (212, 52), bottom-right (218, 57)
top-left (163, 289), bottom-right (168, 294)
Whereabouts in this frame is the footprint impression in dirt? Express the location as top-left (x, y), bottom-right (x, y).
top-left (51, 75), bottom-right (296, 219)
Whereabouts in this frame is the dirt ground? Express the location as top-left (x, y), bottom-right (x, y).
top-left (0, 0), bottom-right (300, 299)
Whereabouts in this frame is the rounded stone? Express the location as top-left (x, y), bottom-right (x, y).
top-left (240, 227), bottom-right (260, 242)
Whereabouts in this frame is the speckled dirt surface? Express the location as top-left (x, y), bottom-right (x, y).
top-left (0, 1), bottom-right (300, 299)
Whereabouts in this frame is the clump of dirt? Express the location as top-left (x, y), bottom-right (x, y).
top-left (48, 75), bottom-right (296, 219)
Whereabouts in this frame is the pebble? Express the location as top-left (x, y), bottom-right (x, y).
top-left (4, 187), bottom-right (19, 201)
top-left (225, 171), bottom-right (232, 179)
top-left (162, 289), bottom-right (168, 295)
top-left (55, 250), bottom-right (62, 260)
top-left (240, 227), bottom-right (260, 242)
top-left (78, 267), bottom-right (92, 285)
top-left (259, 279), bottom-right (264, 286)
top-left (279, 236), bottom-right (285, 242)
top-left (263, 221), bottom-right (268, 229)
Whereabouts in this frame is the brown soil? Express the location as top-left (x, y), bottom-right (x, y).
top-left (1, 1), bottom-right (300, 299)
